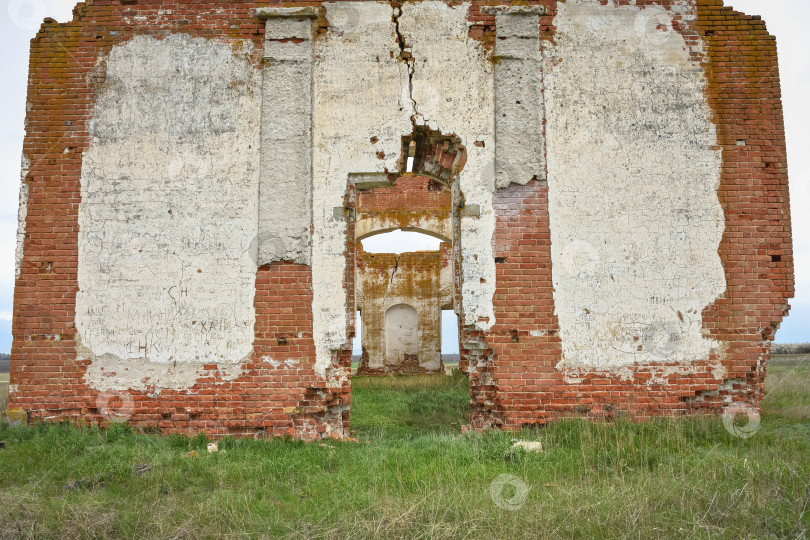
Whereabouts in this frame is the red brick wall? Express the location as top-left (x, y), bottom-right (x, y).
top-left (465, 179), bottom-right (560, 429)
top-left (357, 175), bottom-right (451, 215)
top-left (698, 0), bottom-right (794, 407)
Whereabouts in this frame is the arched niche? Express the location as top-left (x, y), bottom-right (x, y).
top-left (385, 304), bottom-right (419, 364)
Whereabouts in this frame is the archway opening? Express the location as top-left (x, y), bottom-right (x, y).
top-left (347, 128), bottom-right (469, 437)
top-left (361, 230), bottom-right (443, 253)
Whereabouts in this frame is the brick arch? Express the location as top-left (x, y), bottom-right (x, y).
top-left (354, 173), bottom-right (455, 245)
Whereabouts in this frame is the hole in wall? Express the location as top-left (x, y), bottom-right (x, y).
top-left (349, 127), bottom-right (470, 436)
top-left (441, 308), bottom-right (460, 359)
top-left (361, 229), bottom-right (443, 253)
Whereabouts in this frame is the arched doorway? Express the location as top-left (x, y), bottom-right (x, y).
top-left (385, 304), bottom-right (419, 366)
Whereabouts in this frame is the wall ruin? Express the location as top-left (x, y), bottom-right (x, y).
top-left (354, 173), bottom-right (454, 375)
top-left (356, 245), bottom-right (452, 374)
top-left (8, 0), bottom-right (793, 439)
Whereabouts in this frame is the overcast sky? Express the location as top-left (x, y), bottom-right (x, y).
top-left (0, 0), bottom-right (806, 354)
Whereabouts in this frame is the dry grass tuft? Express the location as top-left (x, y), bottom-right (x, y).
top-left (0, 379), bottom-right (8, 412)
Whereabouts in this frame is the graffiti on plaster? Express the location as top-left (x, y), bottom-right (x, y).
top-left (76, 34), bottom-right (261, 391)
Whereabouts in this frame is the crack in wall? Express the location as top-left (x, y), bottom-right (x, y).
top-left (391, 3), bottom-right (420, 127)
top-left (312, 1), bottom-right (497, 375)
top-left (382, 254), bottom-right (400, 304)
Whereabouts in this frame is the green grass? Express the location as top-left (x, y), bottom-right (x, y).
top-left (763, 355), bottom-right (810, 420)
top-left (350, 372), bottom-right (469, 439)
top-left (0, 359), bottom-right (808, 538)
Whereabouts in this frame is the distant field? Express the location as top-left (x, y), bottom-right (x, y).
top-left (770, 353), bottom-right (810, 364)
top-left (772, 343), bottom-right (810, 355)
top-left (0, 355), bottom-right (807, 538)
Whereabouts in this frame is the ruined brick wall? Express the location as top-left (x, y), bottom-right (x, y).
top-left (8, 1), bottom-right (349, 440)
top-left (355, 245), bottom-right (452, 374)
top-left (355, 174), bottom-right (453, 242)
top-left (358, 175), bottom-right (452, 216)
top-left (9, 0), bottom-right (792, 438)
top-left (464, 0), bottom-right (794, 430)
top-left (696, 0), bottom-right (793, 409)
top-left (353, 175), bottom-right (455, 376)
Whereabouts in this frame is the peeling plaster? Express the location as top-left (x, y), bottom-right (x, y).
top-left (76, 34), bottom-right (261, 391)
top-left (545, 1), bottom-right (726, 371)
top-left (385, 303), bottom-right (419, 363)
top-left (399, 2), bottom-right (496, 330)
top-left (69, 1), bottom-right (727, 389)
top-left (311, 2), bottom-right (412, 375)
top-left (15, 154), bottom-right (30, 280)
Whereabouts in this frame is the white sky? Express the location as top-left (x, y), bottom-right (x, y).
top-left (0, 0), bottom-right (806, 354)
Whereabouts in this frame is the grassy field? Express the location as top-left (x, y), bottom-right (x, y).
top-left (0, 359), bottom-right (808, 539)
top-left (0, 373), bottom-right (8, 413)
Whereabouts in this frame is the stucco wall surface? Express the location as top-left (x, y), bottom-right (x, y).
top-left (399, 2), bottom-right (497, 330)
top-left (545, 1), bottom-right (727, 370)
top-left (75, 34), bottom-right (261, 391)
top-left (311, 1), bottom-right (496, 376)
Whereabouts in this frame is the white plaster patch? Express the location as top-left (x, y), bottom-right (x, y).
top-left (545, 1), bottom-right (726, 370)
top-left (399, 2), bottom-right (496, 330)
top-left (258, 11), bottom-right (316, 265)
top-left (77, 34), bottom-right (261, 391)
top-left (15, 154), bottom-right (30, 280)
top-left (491, 8), bottom-right (546, 188)
top-left (385, 303), bottom-right (419, 363)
